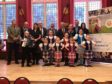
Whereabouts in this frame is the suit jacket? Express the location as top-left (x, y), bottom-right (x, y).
top-left (7, 26), bottom-right (20, 43)
top-left (20, 27), bottom-right (31, 39)
top-left (83, 28), bottom-right (89, 34)
top-left (73, 26), bottom-right (81, 35)
top-left (57, 28), bottom-right (68, 39)
top-left (68, 29), bottom-right (75, 37)
top-left (38, 27), bottom-right (47, 38)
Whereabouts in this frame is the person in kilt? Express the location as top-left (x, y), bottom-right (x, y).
top-left (61, 32), bottom-right (69, 66)
top-left (74, 29), bottom-right (86, 66)
top-left (53, 37), bottom-right (64, 67)
top-left (39, 38), bottom-right (50, 66)
top-left (46, 30), bottom-right (56, 65)
top-left (65, 38), bottom-right (78, 67)
top-left (82, 35), bottom-right (96, 67)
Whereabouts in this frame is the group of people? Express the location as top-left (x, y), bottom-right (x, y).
top-left (7, 19), bottom-right (96, 67)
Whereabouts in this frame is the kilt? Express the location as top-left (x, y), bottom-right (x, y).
top-left (49, 49), bottom-right (54, 57)
top-left (62, 48), bottom-right (68, 57)
top-left (43, 51), bottom-right (49, 59)
top-left (68, 52), bottom-right (76, 59)
top-left (54, 51), bottom-right (62, 60)
top-left (77, 45), bottom-right (84, 54)
top-left (84, 50), bottom-right (93, 59)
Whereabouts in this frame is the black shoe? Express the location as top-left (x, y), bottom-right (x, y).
top-left (27, 64), bottom-right (31, 67)
top-left (69, 65), bottom-right (75, 67)
top-left (50, 63), bottom-right (54, 65)
top-left (36, 62), bottom-right (39, 65)
top-left (56, 64), bottom-right (60, 67)
top-left (43, 64), bottom-right (49, 66)
top-left (7, 62), bottom-right (11, 65)
top-left (15, 61), bottom-right (19, 64)
top-left (88, 65), bottom-right (92, 67)
top-left (32, 62), bottom-right (35, 65)
top-left (84, 65), bottom-right (92, 67)
top-left (21, 64), bottom-right (24, 67)
top-left (64, 63), bottom-right (69, 66)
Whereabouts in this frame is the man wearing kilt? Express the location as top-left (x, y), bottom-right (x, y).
top-left (39, 38), bottom-right (50, 66)
top-left (53, 37), bottom-right (64, 67)
top-left (82, 35), bottom-right (96, 67)
top-left (65, 38), bottom-right (78, 67)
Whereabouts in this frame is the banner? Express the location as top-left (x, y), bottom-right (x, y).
top-left (91, 33), bottom-right (112, 52)
top-left (89, 7), bottom-right (112, 63)
top-left (89, 7), bottom-right (112, 33)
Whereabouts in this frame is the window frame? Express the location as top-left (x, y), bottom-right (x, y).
top-left (74, 0), bottom-right (102, 27)
top-left (0, 0), bottom-right (16, 39)
top-left (32, 0), bottom-right (58, 29)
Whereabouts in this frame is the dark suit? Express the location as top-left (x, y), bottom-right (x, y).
top-left (82, 28), bottom-right (89, 34)
top-left (57, 28), bottom-right (68, 39)
top-left (38, 27), bottom-right (47, 38)
top-left (73, 26), bottom-right (81, 35)
top-left (20, 27), bottom-right (32, 39)
top-left (68, 30), bottom-right (75, 37)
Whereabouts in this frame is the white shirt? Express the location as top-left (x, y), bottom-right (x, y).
top-left (52, 43), bottom-right (64, 47)
top-left (65, 43), bottom-right (78, 47)
top-left (46, 36), bottom-right (56, 40)
top-left (39, 43), bottom-right (49, 48)
top-left (61, 38), bottom-right (69, 43)
top-left (73, 34), bottom-right (86, 40)
top-left (81, 40), bottom-right (96, 45)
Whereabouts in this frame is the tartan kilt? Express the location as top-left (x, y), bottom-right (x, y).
top-left (68, 52), bottom-right (76, 59)
top-left (54, 51), bottom-right (62, 60)
top-left (49, 49), bottom-right (54, 57)
top-left (43, 51), bottom-right (49, 59)
top-left (62, 48), bottom-right (68, 56)
top-left (84, 50), bottom-right (93, 59)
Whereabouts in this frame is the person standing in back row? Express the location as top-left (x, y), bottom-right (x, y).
top-left (7, 20), bottom-right (21, 65)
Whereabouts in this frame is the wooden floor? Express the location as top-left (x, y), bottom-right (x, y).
top-left (0, 60), bottom-right (112, 84)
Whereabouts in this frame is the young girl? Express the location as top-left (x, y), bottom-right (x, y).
top-left (65, 38), bottom-right (78, 67)
top-left (74, 29), bottom-right (86, 66)
top-left (61, 32), bottom-right (69, 66)
top-left (46, 30), bottom-right (56, 65)
top-left (53, 37), bottom-right (64, 67)
top-left (39, 38), bottom-right (50, 66)
top-left (82, 35), bottom-right (96, 67)
top-left (21, 31), bottom-right (32, 67)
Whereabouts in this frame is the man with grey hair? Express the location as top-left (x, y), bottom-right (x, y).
top-left (7, 20), bottom-right (21, 65)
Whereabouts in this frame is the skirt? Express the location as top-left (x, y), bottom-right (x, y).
top-left (68, 52), bottom-right (76, 59)
top-left (62, 48), bottom-right (68, 57)
top-left (54, 51), bottom-right (62, 60)
top-left (84, 50), bottom-right (93, 59)
top-left (77, 45), bottom-right (84, 54)
top-left (43, 51), bottom-right (49, 59)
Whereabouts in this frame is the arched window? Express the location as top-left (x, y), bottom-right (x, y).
top-left (74, 0), bottom-right (102, 26)
top-left (0, 0), bottom-right (16, 39)
top-left (32, 0), bottom-right (58, 29)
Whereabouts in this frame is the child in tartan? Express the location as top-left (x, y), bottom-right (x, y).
top-left (74, 29), bottom-right (86, 66)
top-left (61, 32), bottom-right (69, 65)
top-left (46, 30), bottom-right (56, 65)
top-left (82, 35), bottom-right (96, 67)
top-left (39, 38), bottom-right (51, 66)
top-left (65, 38), bottom-right (78, 67)
top-left (53, 37), bottom-right (64, 67)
